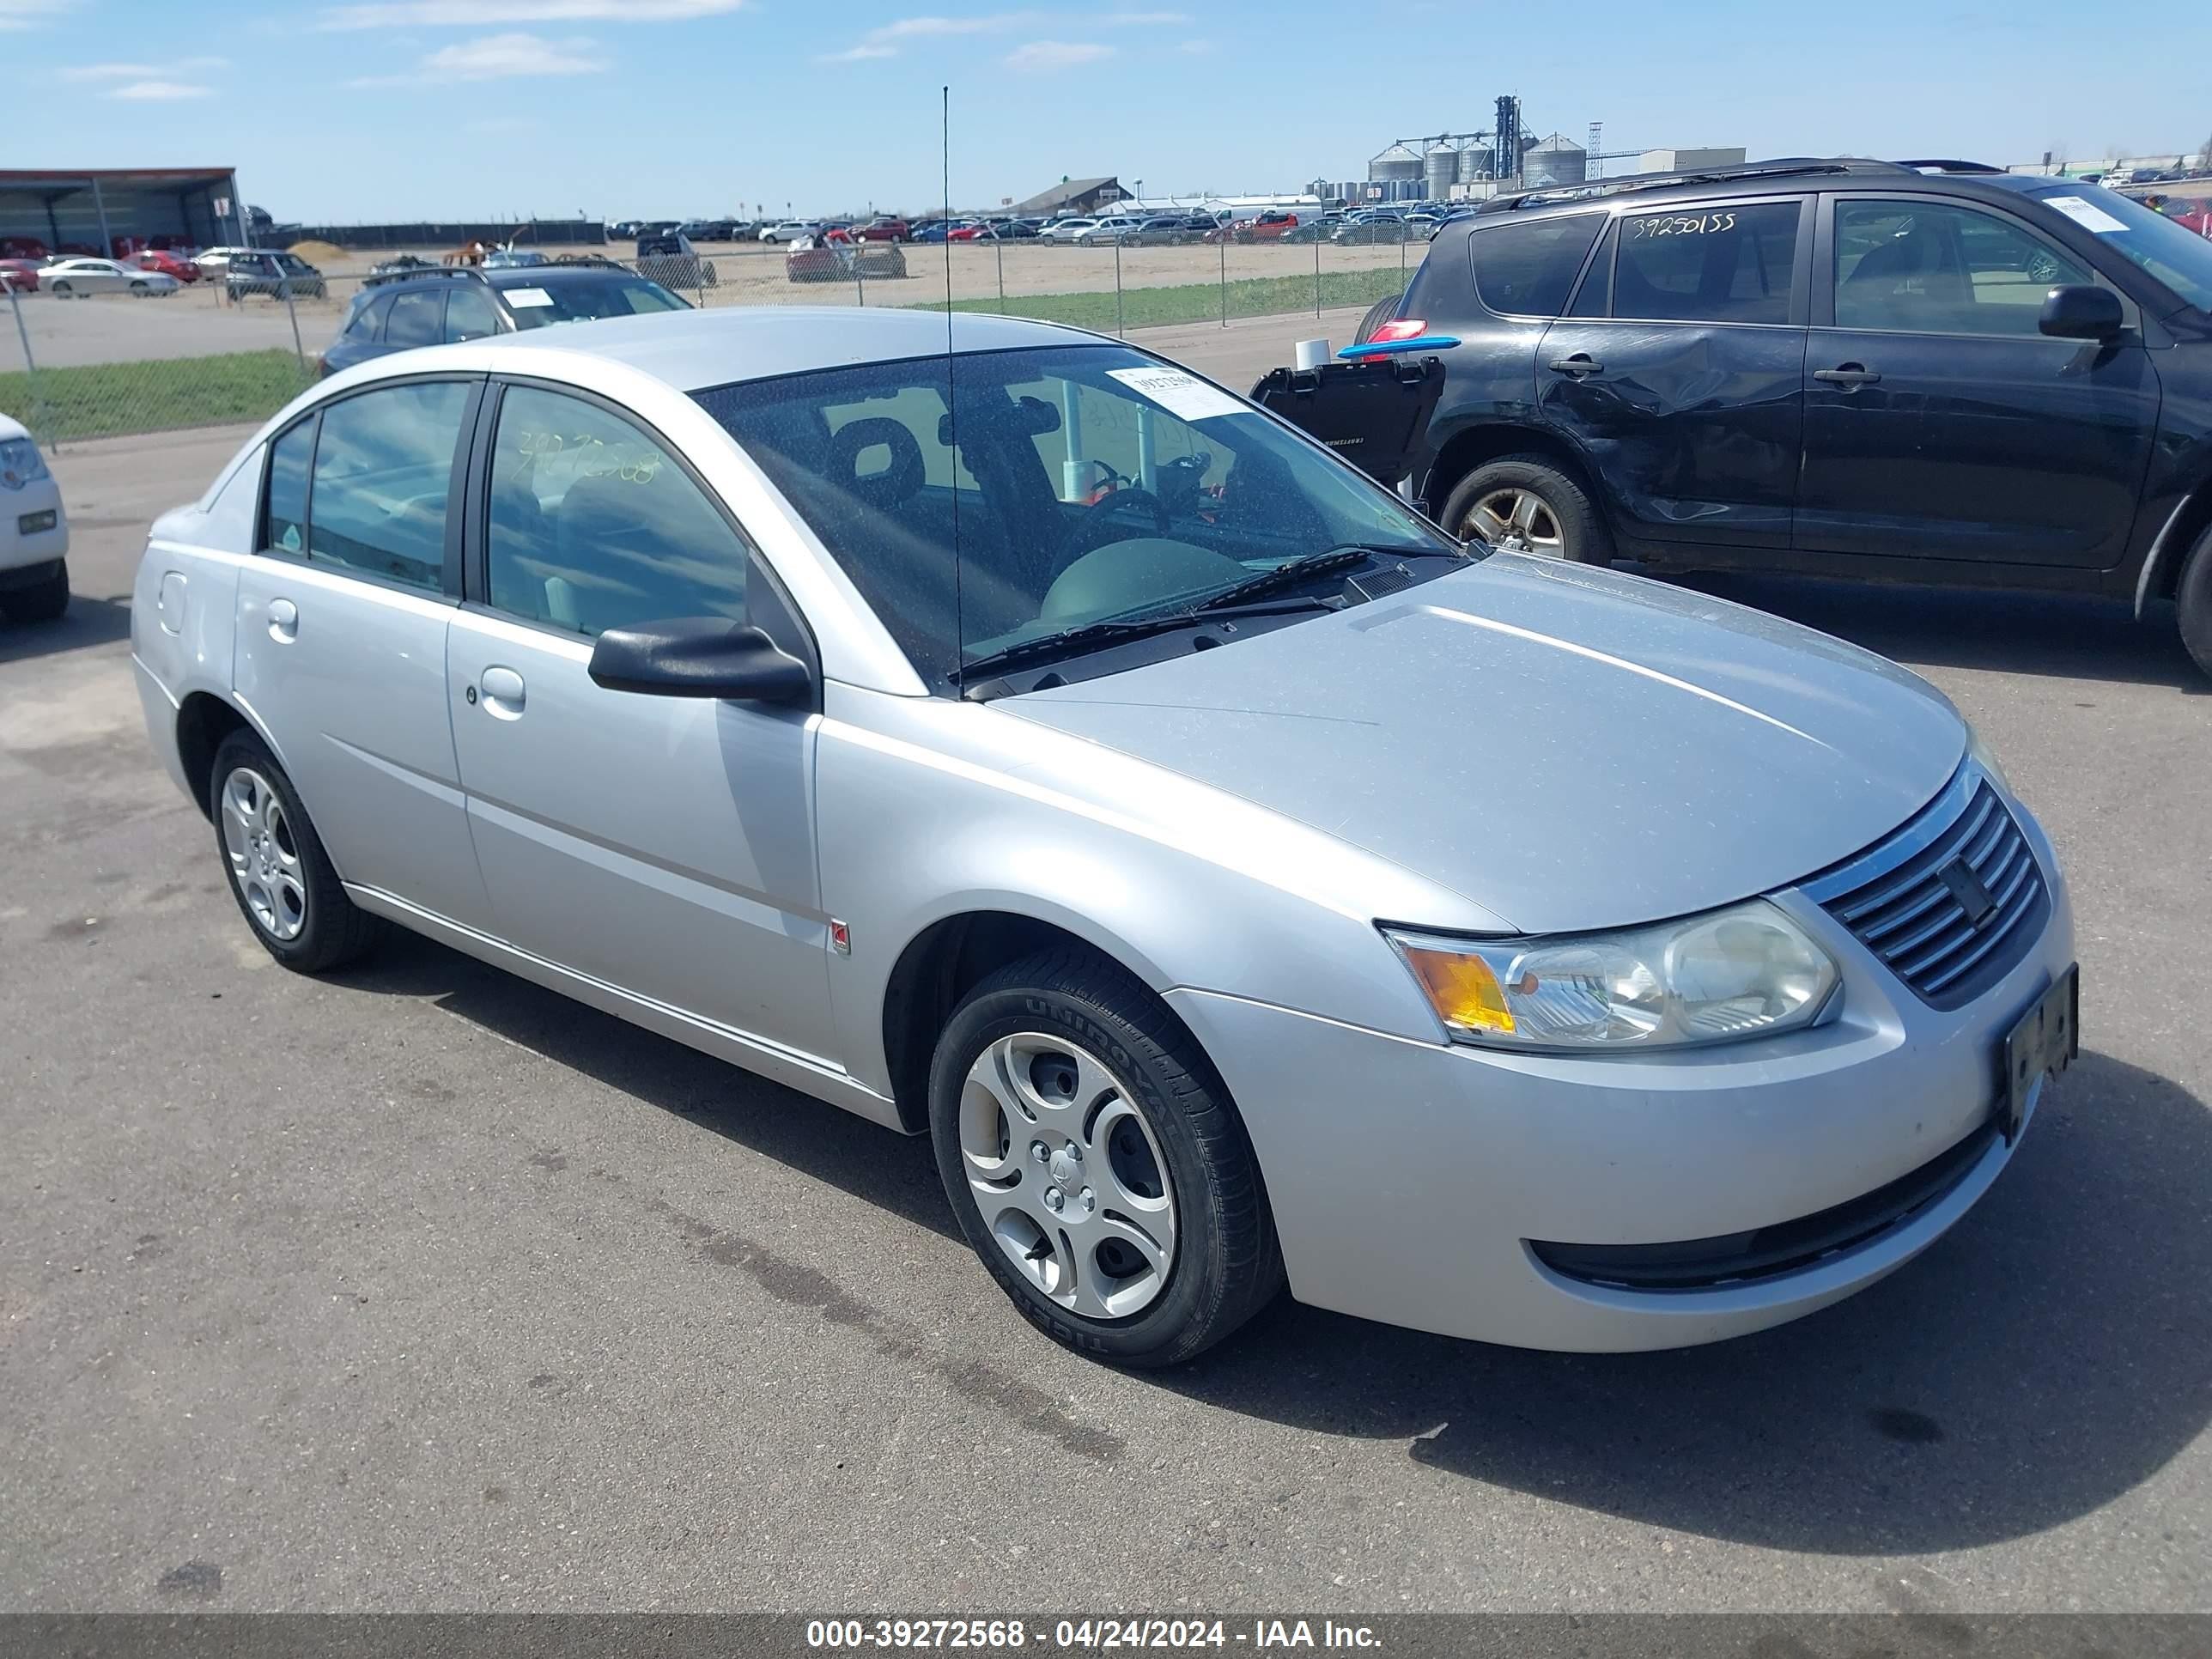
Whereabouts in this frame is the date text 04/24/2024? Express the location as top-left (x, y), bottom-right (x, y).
top-left (805, 1619), bottom-right (1382, 1650)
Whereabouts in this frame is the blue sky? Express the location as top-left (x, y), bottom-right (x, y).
top-left (9, 0), bottom-right (2209, 222)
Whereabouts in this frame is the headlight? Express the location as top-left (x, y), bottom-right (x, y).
top-left (1967, 726), bottom-right (2013, 795)
top-left (1384, 899), bottom-right (1839, 1052)
top-left (0, 437), bottom-right (48, 490)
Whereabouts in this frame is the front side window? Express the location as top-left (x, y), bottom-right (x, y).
top-left (2025, 185), bottom-right (2212, 311)
top-left (263, 419), bottom-right (313, 553)
top-left (1833, 199), bottom-right (2094, 336)
top-left (698, 345), bottom-right (1458, 691)
top-left (1612, 201), bottom-right (1801, 325)
top-left (305, 381), bottom-right (469, 592)
top-left (1471, 213), bottom-right (1605, 317)
top-left (383, 289), bottom-right (443, 348)
top-left (484, 386), bottom-right (747, 636)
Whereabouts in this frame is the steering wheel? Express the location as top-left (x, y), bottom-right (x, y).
top-left (1054, 485), bottom-right (1171, 574)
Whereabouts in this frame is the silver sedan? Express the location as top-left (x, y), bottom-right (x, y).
top-left (129, 307), bottom-right (2077, 1365)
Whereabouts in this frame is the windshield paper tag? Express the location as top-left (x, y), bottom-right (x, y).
top-left (505, 287), bottom-right (556, 307)
top-left (2045, 196), bottom-right (2130, 234)
top-left (1106, 367), bottom-right (1249, 422)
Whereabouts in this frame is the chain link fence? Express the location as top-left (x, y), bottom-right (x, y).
top-left (1, 228), bottom-right (1419, 448)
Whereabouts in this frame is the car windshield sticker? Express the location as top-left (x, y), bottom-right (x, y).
top-left (504, 287), bottom-right (556, 308)
top-left (2045, 196), bottom-right (2130, 234)
top-left (1105, 367), bottom-right (1249, 422)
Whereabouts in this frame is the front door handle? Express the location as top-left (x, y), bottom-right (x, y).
top-left (267, 598), bottom-right (298, 642)
top-left (1547, 354), bottom-right (1604, 376)
top-left (1814, 363), bottom-right (1882, 387)
top-left (478, 665), bottom-right (526, 718)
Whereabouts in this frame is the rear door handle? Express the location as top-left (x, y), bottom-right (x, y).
top-left (267, 598), bottom-right (298, 642)
top-left (1547, 354), bottom-right (1603, 376)
top-left (478, 665), bottom-right (526, 718)
top-left (1814, 364), bottom-right (1882, 387)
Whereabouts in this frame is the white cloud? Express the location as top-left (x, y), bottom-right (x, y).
top-left (320, 0), bottom-right (738, 25)
top-left (351, 31), bottom-right (604, 82)
top-left (824, 9), bottom-right (1183, 62)
top-left (107, 81), bottom-right (214, 100)
top-left (63, 56), bottom-right (227, 81)
top-left (1004, 39), bottom-right (1113, 70)
top-left (0, 0), bottom-right (73, 26)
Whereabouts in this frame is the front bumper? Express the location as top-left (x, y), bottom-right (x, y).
top-left (0, 476), bottom-right (67, 572)
top-left (1169, 799), bottom-right (2075, 1353)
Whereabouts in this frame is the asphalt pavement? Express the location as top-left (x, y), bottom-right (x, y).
top-left (3, 311), bottom-right (2208, 1616)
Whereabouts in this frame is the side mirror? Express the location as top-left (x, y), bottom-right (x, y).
top-left (2039, 284), bottom-right (2124, 341)
top-left (588, 618), bottom-right (813, 704)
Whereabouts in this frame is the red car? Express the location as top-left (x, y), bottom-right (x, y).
top-left (0, 258), bottom-right (40, 294)
top-left (0, 236), bottom-right (50, 261)
top-left (856, 218), bottom-right (909, 242)
top-left (132, 249), bottom-right (202, 283)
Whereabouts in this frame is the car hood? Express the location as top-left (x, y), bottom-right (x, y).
top-left (1005, 555), bottom-right (1965, 934)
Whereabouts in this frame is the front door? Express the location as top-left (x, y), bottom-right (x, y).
top-left (231, 377), bottom-right (492, 930)
top-left (444, 381), bottom-right (837, 1063)
top-left (1535, 198), bottom-right (1810, 552)
top-left (1796, 193), bottom-right (2161, 568)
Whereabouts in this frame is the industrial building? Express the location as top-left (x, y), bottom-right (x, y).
top-left (0, 166), bottom-right (249, 258)
top-left (1340, 101), bottom-right (1749, 206)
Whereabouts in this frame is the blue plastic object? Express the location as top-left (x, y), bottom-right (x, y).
top-left (1336, 336), bottom-right (1461, 359)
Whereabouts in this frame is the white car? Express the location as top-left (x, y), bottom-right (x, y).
top-left (195, 246), bottom-right (248, 276)
top-left (1036, 217), bottom-right (1099, 244)
top-left (758, 221), bottom-right (817, 244)
top-left (1071, 216), bottom-right (1145, 246)
top-left (41, 257), bottom-right (179, 298)
top-left (0, 413), bottom-right (69, 623)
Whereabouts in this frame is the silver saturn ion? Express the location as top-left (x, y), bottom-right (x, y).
top-left (130, 308), bottom-right (2078, 1366)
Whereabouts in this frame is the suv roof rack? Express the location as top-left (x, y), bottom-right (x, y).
top-left (1894, 158), bottom-right (2006, 174)
top-left (362, 264), bottom-right (491, 289)
top-left (1473, 157), bottom-right (1905, 215)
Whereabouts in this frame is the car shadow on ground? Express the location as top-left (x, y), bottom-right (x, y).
top-left (1152, 1049), bottom-right (2212, 1555)
top-left (328, 930), bottom-right (960, 1243)
top-left (0, 592), bottom-right (131, 664)
top-left (1661, 571), bottom-right (2203, 690)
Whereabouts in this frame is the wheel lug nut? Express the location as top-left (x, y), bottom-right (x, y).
top-left (1030, 1141), bottom-right (1048, 1164)
top-left (1063, 1141), bottom-right (1081, 1163)
top-left (1079, 1188), bottom-right (1095, 1212)
top-left (1043, 1188), bottom-right (1064, 1212)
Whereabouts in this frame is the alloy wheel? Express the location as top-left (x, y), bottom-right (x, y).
top-left (959, 1032), bottom-right (1177, 1320)
top-left (220, 766), bottom-right (307, 942)
top-left (1466, 486), bottom-right (1565, 556)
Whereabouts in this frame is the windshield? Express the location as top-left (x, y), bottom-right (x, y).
top-left (2031, 185), bottom-right (2212, 311)
top-left (504, 276), bottom-right (689, 329)
top-left (697, 343), bottom-right (1458, 691)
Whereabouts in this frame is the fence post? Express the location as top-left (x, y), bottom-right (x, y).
top-left (7, 283), bottom-right (49, 444)
top-left (1115, 236), bottom-right (1124, 337)
top-left (279, 277), bottom-right (307, 377)
top-left (1219, 233), bottom-right (1227, 327)
top-left (855, 252), bottom-right (866, 308)
top-left (1314, 231), bottom-right (1322, 316)
top-left (995, 235), bottom-right (1005, 314)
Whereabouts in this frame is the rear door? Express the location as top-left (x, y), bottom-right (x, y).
top-left (231, 377), bottom-right (493, 929)
top-left (1535, 198), bottom-right (1811, 552)
top-left (1796, 192), bottom-right (2160, 568)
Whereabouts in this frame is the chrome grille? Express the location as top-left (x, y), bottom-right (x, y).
top-left (1815, 780), bottom-right (2047, 1011)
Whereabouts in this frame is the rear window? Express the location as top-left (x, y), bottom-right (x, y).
top-left (501, 275), bottom-right (689, 330)
top-left (1470, 213), bottom-right (1605, 317)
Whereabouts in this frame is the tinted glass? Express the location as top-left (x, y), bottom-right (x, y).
top-left (485, 386), bottom-right (747, 636)
top-left (443, 283), bottom-right (499, 343)
top-left (699, 345), bottom-right (1455, 691)
top-left (501, 276), bottom-right (687, 331)
top-left (2027, 185), bottom-right (2212, 310)
top-left (343, 291), bottom-right (395, 340)
top-left (1613, 201), bottom-right (1800, 324)
top-left (1470, 213), bottom-right (1605, 316)
top-left (264, 419), bottom-right (313, 554)
top-left (1834, 199), bottom-right (2094, 335)
top-left (306, 382), bottom-right (468, 592)
top-left (384, 289), bottom-right (442, 347)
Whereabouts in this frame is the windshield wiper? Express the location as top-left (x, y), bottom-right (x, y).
top-left (957, 596), bottom-right (1337, 696)
top-left (1187, 544), bottom-right (1442, 613)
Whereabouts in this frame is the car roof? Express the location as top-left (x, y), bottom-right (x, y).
top-left (1465, 158), bottom-right (2075, 222)
top-left (462, 304), bottom-right (1106, 390)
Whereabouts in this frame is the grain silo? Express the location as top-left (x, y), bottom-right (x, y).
top-left (1522, 132), bottom-right (1589, 190)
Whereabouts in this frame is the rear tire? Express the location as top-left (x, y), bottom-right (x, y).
top-left (1440, 454), bottom-right (1614, 565)
top-left (929, 947), bottom-right (1283, 1367)
top-left (2176, 521), bottom-right (2212, 682)
top-left (0, 560), bottom-right (68, 623)
top-left (1352, 289), bottom-right (1405, 346)
top-left (210, 731), bottom-right (386, 974)
top-left (50, 281), bottom-right (70, 297)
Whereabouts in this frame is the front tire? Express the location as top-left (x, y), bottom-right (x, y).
top-left (2176, 521), bottom-right (2212, 682)
top-left (210, 732), bottom-right (385, 973)
top-left (0, 559), bottom-right (68, 623)
top-left (1439, 454), bottom-right (1613, 564)
top-left (929, 948), bottom-right (1283, 1367)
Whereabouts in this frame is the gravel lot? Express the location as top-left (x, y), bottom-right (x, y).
top-left (3, 307), bottom-right (2208, 1618)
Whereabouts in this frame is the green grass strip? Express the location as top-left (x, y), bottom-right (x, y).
top-left (907, 267), bottom-right (1407, 331)
top-left (2, 349), bottom-right (312, 443)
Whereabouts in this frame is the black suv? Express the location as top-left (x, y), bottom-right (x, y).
top-left (1354, 158), bottom-right (2212, 675)
top-left (319, 262), bottom-right (690, 378)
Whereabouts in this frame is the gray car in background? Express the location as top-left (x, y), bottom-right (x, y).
top-left (128, 307), bottom-right (2077, 1366)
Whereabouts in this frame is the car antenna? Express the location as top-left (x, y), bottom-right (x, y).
top-left (943, 82), bottom-right (966, 696)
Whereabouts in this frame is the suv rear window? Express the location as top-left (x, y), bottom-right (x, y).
top-left (1470, 214), bottom-right (1604, 317)
top-left (1612, 201), bottom-right (1801, 325)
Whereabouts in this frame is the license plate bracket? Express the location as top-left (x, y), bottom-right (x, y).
top-left (2000, 964), bottom-right (2078, 1143)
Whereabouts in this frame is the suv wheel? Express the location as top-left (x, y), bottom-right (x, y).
top-left (0, 559), bottom-right (69, 623)
top-left (929, 947), bottom-right (1283, 1366)
top-left (210, 731), bottom-right (386, 973)
top-left (1441, 455), bottom-right (1614, 564)
top-left (2176, 521), bottom-right (2212, 681)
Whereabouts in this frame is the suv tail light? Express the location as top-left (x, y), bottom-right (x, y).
top-left (1367, 318), bottom-right (1429, 344)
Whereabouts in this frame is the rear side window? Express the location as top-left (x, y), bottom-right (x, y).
top-left (444, 283), bottom-right (499, 343)
top-left (383, 289), bottom-right (442, 348)
top-left (1612, 201), bottom-right (1800, 324)
top-left (1470, 213), bottom-right (1605, 316)
top-left (343, 291), bottom-right (395, 341)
